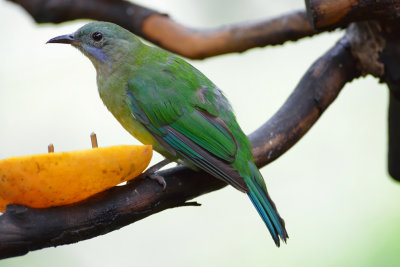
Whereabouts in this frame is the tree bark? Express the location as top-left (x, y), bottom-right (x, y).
top-left (8, 0), bottom-right (320, 59)
top-left (305, 0), bottom-right (400, 30)
top-left (379, 23), bottom-right (400, 180)
top-left (250, 36), bottom-right (359, 166)
top-left (346, 20), bottom-right (400, 180)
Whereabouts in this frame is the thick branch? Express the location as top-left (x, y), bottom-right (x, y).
top-left (379, 23), bottom-right (400, 181)
top-left (0, 167), bottom-right (226, 259)
top-left (250, 36), bottom-right (359, 166)
top-left (8, 0), bottom-right (319, 59)
top-left (305, 0), bottom-right (400, 30)
top-left (142, 11), bottom-right (315, 59)
top-left (388, 92), bottom-right (400, 180)
top-left (0, 35), bottom-right (360, 259)
top-left (344, 20), bottom-right (400, 180)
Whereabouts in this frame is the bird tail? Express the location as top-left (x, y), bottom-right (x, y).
top-left (246, 161), bottom-right (288, 247)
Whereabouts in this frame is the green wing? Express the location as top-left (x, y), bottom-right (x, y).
top-left (126, 58), bottom-right (248, 192)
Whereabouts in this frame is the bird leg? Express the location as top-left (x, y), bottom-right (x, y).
top-left (140, 159), bottom-right (171, 190)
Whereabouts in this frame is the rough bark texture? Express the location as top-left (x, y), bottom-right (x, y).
top-left (346, 20), bottom-right (400, 180)
top-left (0, 167), bottom-right (225, 259)
top-left (346, 22), bottom-right (385, 77)
top-left (306, 0), bottom-right (400, 30)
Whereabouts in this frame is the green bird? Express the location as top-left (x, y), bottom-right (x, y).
top-left (48, 22), bottom-right (288, 246)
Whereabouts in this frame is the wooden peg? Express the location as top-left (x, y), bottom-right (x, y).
top-left (90, 132), bottom-right (98, 148)
top-left (48, 144), bottom-right (54, 153)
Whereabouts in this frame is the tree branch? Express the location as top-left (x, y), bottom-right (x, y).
top-left (250, 35), bottom-right (359, 166)
top-left (142, 11), bottom-right (315, 59)
top-left (305, 0), bottom-right (400, 30)
top-left (7, 0), bottom-right (320, 59)
top-left (0, 34), bottom-right (360, 259)
top-left (388, 92), bottom-right (400, 181)
top-left (378, 22), bottom-right (400, 181)
top-left (344, 20), bottom-right (400, 181)
top-left (0, 166), bottom-right (226, 259)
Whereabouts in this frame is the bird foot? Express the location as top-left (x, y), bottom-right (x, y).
top-left (147, 173), bottom-right (167, 190)
top-left (141, 159), bottom-right (171, 190)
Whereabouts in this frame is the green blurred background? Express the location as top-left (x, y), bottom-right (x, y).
top-left (1, 0), bottom-right (399, 266)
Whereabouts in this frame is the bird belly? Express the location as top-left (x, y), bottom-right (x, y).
top-left (98, 75), bottom-right (177, 161)
top-left (117, 112), bottom-right (177, 160)
top-left (101, 94), bottom-right (177, 160)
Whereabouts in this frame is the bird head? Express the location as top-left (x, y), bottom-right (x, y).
top-left (47, 22), bottom-right (139, 71)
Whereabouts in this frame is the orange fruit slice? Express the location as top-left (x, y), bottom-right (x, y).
top-left (0, 145), bottom-right (152, 212)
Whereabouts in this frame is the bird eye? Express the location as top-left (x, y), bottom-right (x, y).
top-left (91, 32), bottom-right (103, 41)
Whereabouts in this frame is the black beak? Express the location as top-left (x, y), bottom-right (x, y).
top-left (47, 34), bottom-right (78, 45)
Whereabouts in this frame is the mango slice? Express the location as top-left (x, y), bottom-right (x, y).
top-left (0, 145), bottom-right (152, 212)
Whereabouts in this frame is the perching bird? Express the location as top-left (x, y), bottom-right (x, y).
top-left (48, 21), bottom-right (288, 246)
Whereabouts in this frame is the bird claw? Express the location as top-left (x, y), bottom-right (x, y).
top-left (147, 173), bottom-right (167, 190)
top-left (141, 159), bottom-right (170, 191)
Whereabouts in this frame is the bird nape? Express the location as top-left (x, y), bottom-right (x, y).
top-left (47, 21), bottom-right (288, 246)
